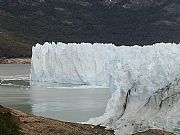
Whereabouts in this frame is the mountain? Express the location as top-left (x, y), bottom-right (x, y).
top-left (0, 0), bottom-right (180, 57)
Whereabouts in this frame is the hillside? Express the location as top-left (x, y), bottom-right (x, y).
top-left (0, 0), bottom-right (180, 57)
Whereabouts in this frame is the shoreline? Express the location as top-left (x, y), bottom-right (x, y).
top-left (0, 105), bottom-right (175, 135)
top-left (0, 105), bottom-right (113, 135)
top-left (0, 58), bottom-right (31, 64)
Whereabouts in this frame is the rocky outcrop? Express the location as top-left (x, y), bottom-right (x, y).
top-left (0, 58), bottom-right (31, 64)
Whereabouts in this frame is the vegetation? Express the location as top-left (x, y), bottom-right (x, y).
top-left (0, 111), bottom-right (23, 135)
top-left (0, 30), bottom-right (31, 58)
top-left (0, 0), bottom-right (180, 57)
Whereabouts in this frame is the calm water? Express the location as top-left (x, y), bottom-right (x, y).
top-left (0, 64), bottom-right (109, 122)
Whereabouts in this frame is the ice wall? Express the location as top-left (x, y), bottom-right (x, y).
top-left (88, 76), bottom-right (180, 135)
top-left (31, 42), bottom-right (116, 86)
top-left (31, 42), bottom-right (180, 134)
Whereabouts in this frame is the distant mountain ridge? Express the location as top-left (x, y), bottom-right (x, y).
top-left (0, 0), bottom-right (180, 57)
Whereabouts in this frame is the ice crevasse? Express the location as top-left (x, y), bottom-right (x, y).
top-left (31, 42), bottom-right (180, 135)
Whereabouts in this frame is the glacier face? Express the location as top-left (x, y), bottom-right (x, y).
top-left (88, 77), bottom-right (180, 135)
top-left (31, 42), bottom-right (180, 134)
top-left (31, 42), bottom-right (116, 87)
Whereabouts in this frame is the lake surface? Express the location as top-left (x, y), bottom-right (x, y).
top-left (0, 64), bottom-right (109, 122)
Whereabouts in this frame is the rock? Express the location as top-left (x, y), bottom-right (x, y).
top-left (0, 58), bottom-right (31, 64)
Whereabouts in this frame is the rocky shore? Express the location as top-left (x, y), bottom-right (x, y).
top-left (0, 105), bottom-right (175, 135)
top-left (0, 105), bottom-right (113, 135)
top-left (0, 58), bottom-right (31, 64)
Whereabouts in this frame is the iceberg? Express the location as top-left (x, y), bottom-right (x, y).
top-left (31, 42), bottom-right (180, 134)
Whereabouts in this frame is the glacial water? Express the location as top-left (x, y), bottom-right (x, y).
top-left (0, 64), bottom-right (109, 122)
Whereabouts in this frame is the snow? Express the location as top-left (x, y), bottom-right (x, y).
top-left (31, 42), bottom-right (180, 134)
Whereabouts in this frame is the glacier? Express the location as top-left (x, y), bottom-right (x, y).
top-left (31, 42), bottom-right (180, 134)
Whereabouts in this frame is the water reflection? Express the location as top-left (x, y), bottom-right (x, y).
top-left (0, 85), bottom-right (32, 113)
top-left (30, 82), bottom-right (109, 122)
top-left (0, 64), bottom-right (109, 122)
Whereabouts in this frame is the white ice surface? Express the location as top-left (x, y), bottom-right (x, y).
top-left (31, 42), bottom-right (180, 134)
